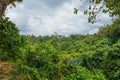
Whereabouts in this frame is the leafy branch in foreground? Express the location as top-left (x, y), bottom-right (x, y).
top-left (74, 0), bottom-right (120, 23)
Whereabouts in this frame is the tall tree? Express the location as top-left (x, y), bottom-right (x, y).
top-left (0, 0), bottom-right (22, 19)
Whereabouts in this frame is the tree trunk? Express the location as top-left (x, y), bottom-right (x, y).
top-left (0, 0), bottom-right (10, 19)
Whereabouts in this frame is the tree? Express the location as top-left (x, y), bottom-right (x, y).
top-left (74, 0), bottom-right (120, 23)
top-left (0, 0), bottom-right (23, 61)
top-left (0, 0), bottom-right (22, 19)
top-left (0, 18), bottom-right (25, 61)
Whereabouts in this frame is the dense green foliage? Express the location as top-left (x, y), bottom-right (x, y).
top-left (0, 18), bottom-right (25, 61)
top-left (0, 18), bottom-right (120, 80)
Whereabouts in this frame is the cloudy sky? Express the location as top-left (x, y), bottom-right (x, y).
top-left (6, 0), bottom-right (112, 36)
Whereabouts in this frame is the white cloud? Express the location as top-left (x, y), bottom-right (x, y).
top-left (6, 0), bottom-right (112, 36)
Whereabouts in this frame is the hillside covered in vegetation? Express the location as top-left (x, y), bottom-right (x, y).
top-left (0, 18), bottom-right (120, 80)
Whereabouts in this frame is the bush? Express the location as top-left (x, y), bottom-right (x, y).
top-left (0, 18), bottom-right (25, 61)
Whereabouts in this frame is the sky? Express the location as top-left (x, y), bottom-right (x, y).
top-left (6, 0), bottom-right (112, 36)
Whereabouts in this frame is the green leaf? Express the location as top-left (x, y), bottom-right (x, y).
top-left (74, 8), bottom-right (79, 15)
